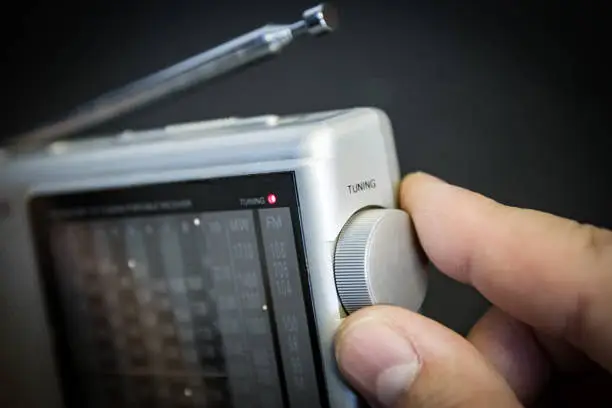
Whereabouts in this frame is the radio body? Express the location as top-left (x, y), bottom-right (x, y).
top-left (0, 107), bottom-right (428, 408)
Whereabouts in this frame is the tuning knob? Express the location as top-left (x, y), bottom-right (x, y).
top-left (334, 209), bottom-right (428, 314)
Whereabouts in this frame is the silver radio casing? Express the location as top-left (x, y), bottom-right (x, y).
top-left (0, 107), bottom-right (402, 408)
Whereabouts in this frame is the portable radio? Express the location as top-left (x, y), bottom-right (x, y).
top-left (0, 4), bottom-right (428, 408)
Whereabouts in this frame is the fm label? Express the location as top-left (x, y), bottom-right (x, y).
top-left (347, 179), bottom-right (376, 194)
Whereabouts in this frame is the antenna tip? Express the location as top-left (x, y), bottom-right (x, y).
top-left (302, 3), bottom-right (338, 35)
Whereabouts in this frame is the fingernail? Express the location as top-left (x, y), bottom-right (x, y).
top-left (335, 318), bottom-right (421, 407)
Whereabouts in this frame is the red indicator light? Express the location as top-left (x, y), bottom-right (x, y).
top-left (267, 193), bottom-right (277, 205)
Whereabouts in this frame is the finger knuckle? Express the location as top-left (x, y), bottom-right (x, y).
top-left (563, 223), bottom-right (612, 346)
top-left (574, 223), bottom-right (612, 265)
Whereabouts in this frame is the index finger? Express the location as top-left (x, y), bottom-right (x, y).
top-left (400, 172), bottom-right (612, 371)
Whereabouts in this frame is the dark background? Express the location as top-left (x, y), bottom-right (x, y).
top-left (3, 0), bottom-right (611, 335)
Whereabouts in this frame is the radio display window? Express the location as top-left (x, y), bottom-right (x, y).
top-left (28, 172), bottom-right (327, 408)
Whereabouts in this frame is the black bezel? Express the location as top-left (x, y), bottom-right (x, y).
top-left (28, 171), bottom-right (329, 408)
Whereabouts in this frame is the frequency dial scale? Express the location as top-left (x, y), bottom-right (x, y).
top-left (334, 209), bottom-right (428, 314)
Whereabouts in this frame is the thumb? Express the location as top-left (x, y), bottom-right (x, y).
top-left (335, 305), bottom-right (522, 408)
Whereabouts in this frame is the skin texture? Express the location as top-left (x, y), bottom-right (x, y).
top-left (334, 172), bottom-right (612, 408)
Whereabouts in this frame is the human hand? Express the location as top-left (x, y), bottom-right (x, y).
top-left (334, 172), bottom-right (612, 407)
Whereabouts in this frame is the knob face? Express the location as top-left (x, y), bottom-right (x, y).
top-left (334, 209), bottom-right (428, 314)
